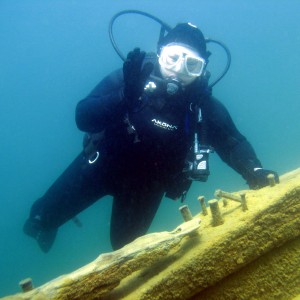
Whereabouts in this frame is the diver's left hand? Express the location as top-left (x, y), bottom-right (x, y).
top-left (247, 168), bottom-right (279, 190)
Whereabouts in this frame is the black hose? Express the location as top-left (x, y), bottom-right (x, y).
top-left (108, 10), bottom-right (231, 87)
top-left (206, 38), bottom-right (232, 88)
top-left (109, 10), bottom-right (172, 61)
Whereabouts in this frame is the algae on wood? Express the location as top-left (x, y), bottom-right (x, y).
top-left (2, 168), bottom-right (300, 300)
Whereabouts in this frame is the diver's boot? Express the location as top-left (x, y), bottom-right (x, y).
top-left (23, 216), bottom-right (57, 253)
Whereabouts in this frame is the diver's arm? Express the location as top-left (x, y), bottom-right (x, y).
top-left (76, 69), bottom-right (125, 133)
top-left (206, 97), bottom-right (263, 181)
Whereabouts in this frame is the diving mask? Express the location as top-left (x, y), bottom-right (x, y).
top-left (159, 43), bottom-right (205, 77)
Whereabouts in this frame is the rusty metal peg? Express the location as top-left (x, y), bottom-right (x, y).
top-left (198, 196), bottom-right (208, 216)
top-left (267, 173), bottom-right (276, 187)
top-left (179, 205), bottom-right (193, 222)
top-left (208, 199), bottom-right (224, 226)
top-left (214, 189), bottom-right (242, 203)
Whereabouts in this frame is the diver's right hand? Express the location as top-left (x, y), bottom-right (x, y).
top-left (247, 168), bottom-right (279, 189)
top-left (123, 48), bottom-right (153, 108)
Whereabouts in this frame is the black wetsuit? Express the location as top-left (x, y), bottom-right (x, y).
top-left (26, 61), bottom-right (262, 250)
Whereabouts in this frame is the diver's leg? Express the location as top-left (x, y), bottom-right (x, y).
top-left (110, 179), bottom-right (164, 250)
top-left (24, 152), bottom-right (108, 252)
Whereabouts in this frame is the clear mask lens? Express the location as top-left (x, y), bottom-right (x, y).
top-left (159, 44), bottom-right (205, 77)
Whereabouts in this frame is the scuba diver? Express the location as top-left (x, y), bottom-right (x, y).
top-left (23, 18), bottom-right (279, 253)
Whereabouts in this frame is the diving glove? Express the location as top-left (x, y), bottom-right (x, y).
top-left (247, 168), bottom-right (279, 190)
top-left (123, 48), bottom-right (153, 109)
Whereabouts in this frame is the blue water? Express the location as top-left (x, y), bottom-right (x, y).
top-left (1, 0), bottom-right (300, 296)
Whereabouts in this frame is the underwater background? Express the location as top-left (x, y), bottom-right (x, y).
top-left (1, 0), bottom-right (300, 296)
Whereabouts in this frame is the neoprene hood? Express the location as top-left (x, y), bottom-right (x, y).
top-left (158, 23), bottom-right (209, 59)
